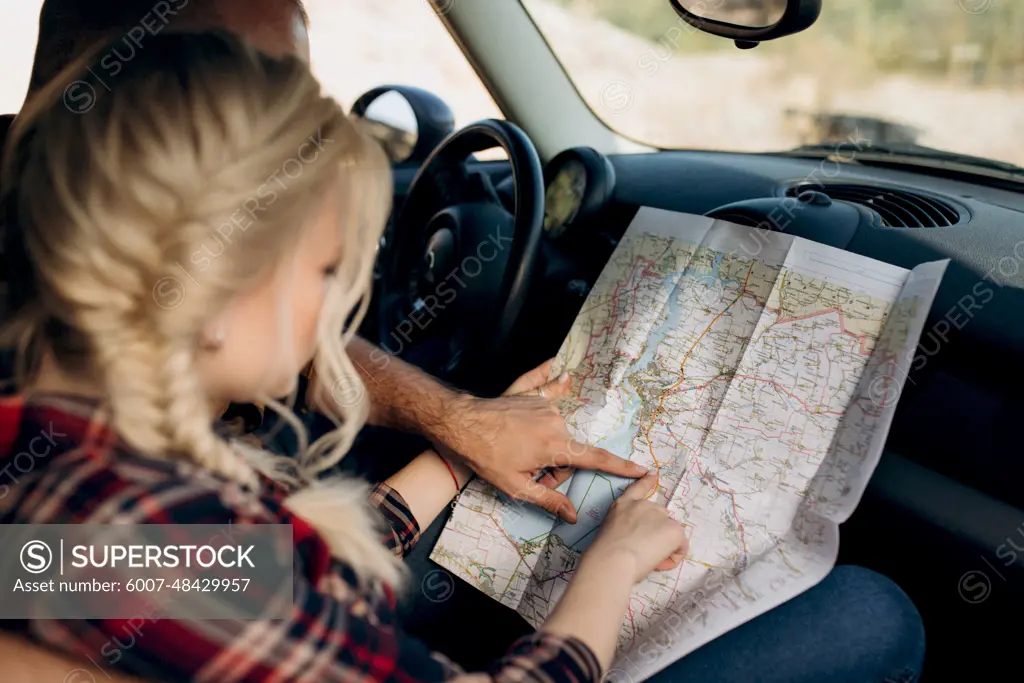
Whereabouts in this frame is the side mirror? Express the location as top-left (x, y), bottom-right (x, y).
top-left (669, 0), bottom-right (821, 48)
top-left (351, 86), bottom-right (455, 165)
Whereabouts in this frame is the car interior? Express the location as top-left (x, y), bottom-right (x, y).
top-left (2, 0), bottom-right (1022, 679)
top-left (357, 2), bottom-right (1024, 678)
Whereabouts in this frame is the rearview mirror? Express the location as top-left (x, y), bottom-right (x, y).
top-left (669, 0), bottom-right (821, 47)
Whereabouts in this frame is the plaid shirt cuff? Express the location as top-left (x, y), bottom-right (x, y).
top-left (368, 481), bottom-right (421, 557)
top-left (491, 632), bottom-right (603, 683)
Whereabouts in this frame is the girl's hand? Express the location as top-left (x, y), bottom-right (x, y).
top-left (541, 475), bottom-right (688, 667)
top-left (582, 474), bottom-right (689, 583)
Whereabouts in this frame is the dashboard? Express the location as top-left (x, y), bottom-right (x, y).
top-left (525, 145), bottom-right (1024, 518)
top-left (389, 143), bottom-right (1024, 520)
top-left (535, 146), bottom-right (1024, 348)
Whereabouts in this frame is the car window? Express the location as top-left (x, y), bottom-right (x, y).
top-left (306, 0), bottom-right (502, 129)
top-left (1, 1), bottom-right (504, 144)
top-left (524, 0), bottom-right (1024, 168)
top-left (0, 2), bottom-right (45, 114)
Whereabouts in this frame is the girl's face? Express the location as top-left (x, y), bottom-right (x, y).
top-left (196, 193), bottom-right (343, 405)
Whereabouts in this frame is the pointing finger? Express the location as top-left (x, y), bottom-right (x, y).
top-left (573, 444), bottom-right (649, 478)
top-left (620, 473), bottom-right (660, 501)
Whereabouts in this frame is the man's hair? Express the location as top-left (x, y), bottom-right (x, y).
top-left (29, 0), bottom-right (307, 94)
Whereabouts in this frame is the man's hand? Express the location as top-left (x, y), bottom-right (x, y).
top-left (434, 359), bottom-right (648, 523)
top-left (340, 340), bottom-right (646, 522)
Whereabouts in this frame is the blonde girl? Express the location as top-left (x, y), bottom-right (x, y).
top-left (0, 29), bottom-right (686, 683)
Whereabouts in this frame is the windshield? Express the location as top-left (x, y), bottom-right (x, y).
top-left (523, 0), bottom-right (1024, 168)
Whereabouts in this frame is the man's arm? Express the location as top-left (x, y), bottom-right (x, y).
top-left (341, 340), bottom-right (648, 523)
top-left (347, 336), bottom-right (467, 435)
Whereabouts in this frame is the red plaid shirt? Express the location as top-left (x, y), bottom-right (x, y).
top-left (0, 394), bottom-right (602, 683)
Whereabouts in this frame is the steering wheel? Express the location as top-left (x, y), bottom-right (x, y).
top-left (375, 119), bottom-right (545, 376)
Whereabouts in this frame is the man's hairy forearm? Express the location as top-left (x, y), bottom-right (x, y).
top-left (346, 337), bottom-right (470, 441)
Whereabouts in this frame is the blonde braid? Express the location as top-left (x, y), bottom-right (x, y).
top-left (88, 322), bottom-right (170, 456)
top-left (15, 62), bottom-right (174, 461)
top-left (161, 345), bottom-right (260, 488)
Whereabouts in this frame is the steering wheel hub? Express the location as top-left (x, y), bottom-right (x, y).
top-left (420, 223), bottom-right (456, 290)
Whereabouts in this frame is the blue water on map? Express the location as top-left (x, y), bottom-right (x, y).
top-left (552, 261), bottom-right (696, 551)
top-left (503, 243), bottom-right (745, 553)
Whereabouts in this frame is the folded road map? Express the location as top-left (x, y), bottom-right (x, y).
top-left (431, 208), bottom-right (947, 681)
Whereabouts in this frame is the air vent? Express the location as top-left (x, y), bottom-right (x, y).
top-left (786, 183), bottom-right (962, 227)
